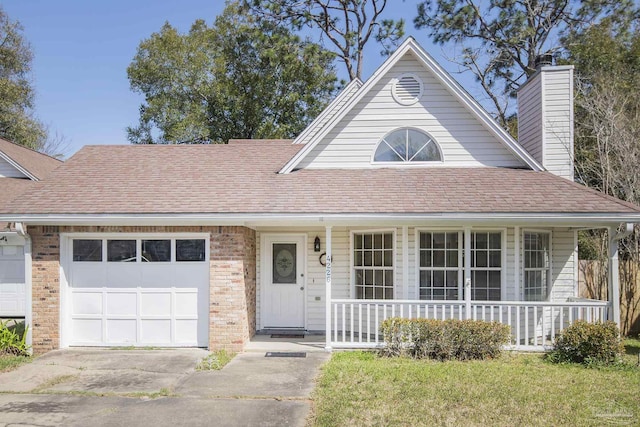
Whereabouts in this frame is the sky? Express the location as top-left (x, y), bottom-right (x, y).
top-left (2, 0), bottom-right (467, 157)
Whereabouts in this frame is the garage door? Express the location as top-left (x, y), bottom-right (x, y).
top-left (66, 236), bottom-right (209, 347)
top-left (0, 233), bottom-right (26, 317)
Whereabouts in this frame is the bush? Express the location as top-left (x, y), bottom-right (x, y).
top-left (0, 320), bottom-right (30, 357)
top-left (380, 318), bottom-right (511, 361)
top-left (548, 320), bottom-right (623, 366)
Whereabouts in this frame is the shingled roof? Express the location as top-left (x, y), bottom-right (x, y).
top-left (3, 141), bottom-right (639, 217)
top-left (0, 137), bottom-right (62, 180)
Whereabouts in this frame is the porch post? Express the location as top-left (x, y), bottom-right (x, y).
top-left (325, 226), bottom-right (333, 351)
top-left (608, 227), bottom-right (621, 328)
top-left (464, 227), bottom-right (472, 319)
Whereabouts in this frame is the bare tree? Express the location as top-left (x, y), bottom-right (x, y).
top-left (243, 0), bottom-right (404, 81)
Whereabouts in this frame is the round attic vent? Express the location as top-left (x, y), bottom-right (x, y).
top-left (392, 73), bottom-right (423, 105)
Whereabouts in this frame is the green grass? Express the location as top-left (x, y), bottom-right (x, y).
top-left (196, 349), bottom-right (235, 370)
top-left (309, 351), bottom-right (640, 427)
top-left (0, 355), bottom-right (30, 372)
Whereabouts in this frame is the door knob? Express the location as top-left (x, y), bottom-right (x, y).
top-left (300, 286), bottom-right (304, 290)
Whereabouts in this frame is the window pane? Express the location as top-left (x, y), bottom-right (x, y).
top-left (364, 270), bottom-right (373, 285)
top-left (272, 243), bottom-right (296, 283)
top-left (107, 240), bottom-right (136, 262)
top-left (420, 270), bottom-right (430, 288)
top-left (374, 141), bottom-right (403, 161)
top-left (176, 239), bottom-right (206, 262)
top-left (446, 271), bottom-right (458, 288)
top-left (384, 287), bottom-right (394, 299)
top-left (364, 234), bottom-right (372, 249)
top-left (355, 271), bottom-right (363, 285)
top-left (142, 240), bottom-right (171, 262)
top-left (489, 233), bottom-right (501, 249)
top-left (433, 250), bottom-right (445, 267)
top-left (489, 250), bottom-right (501, 268)
top-left (488, 271), bottom-right (501, 288)
top-left (374, 234), bottom-right (383, 249)
top-left (384, 250), bottom-right (393, 267)
top-left (355, 251), bottom-right (363, 267)
top-left (384, 132), bottom-right (407, 159)
top-left (446, 232), bottom-right (458, 248)
top-left (420, 250), bottom-right (431, 267)
top-left (373, 250), bottom-right (383, 267)
top-left (475, 233), bottom-right (488, 249)
top-left (365, 287), bottom-right (373, 299)
top-left (433, 271), bottom-right (445, 288)
top-left (385, 270), bottom-right (393, 287)
top-left (384, 233), bottom-right (393, 249)
top-left (73, 240), bottom-right (102, 262)
top-left (475, 250), bottom-right (488, 268)
top-left (375, 287), bottom-right (384, 299)
top-left (356, 286), bottom-right (363, 299)
top-left (374, 270), bottom-right (383, 286)
top-left (447, 250), bottom-right (458, 268)
top-left (354, 234), bottom-right (363, 250)
top-left (364, 251), bottom-right (372, 266)
top-left (420, 233), bottom-right (431, 249)
top-left (433, 233), bottom-right (445, 249)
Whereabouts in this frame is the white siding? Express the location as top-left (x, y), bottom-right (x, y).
top-left (517, 66), bottom-right (574, 180)
top-left (298, 54), bottom-right (525, 169)
top-left (256, 225), bottom-right (576, 333)
top-left (0, 156), bottom-right (27, 178)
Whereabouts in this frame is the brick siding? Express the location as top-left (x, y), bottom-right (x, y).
top-left (29, 225), bottom-right (257, 354)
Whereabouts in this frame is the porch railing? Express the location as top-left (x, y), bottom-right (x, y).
top-left (330, 299), bottom-right (609, 350)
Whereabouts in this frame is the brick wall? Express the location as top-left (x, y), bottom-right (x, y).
top-left (29, 225), bottom-right (257, 354)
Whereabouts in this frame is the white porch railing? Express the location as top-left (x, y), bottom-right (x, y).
top-left (330, 299), bottom-right (609, 351)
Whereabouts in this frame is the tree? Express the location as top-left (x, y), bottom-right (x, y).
top-left (127, 2), bottom-right (337, 144)
top-left (243, 0), bottom-right (404, 81)
top-left (414, 0), bottom-right (637, 128)
top-left (0, 6), bottom-right (47, 150)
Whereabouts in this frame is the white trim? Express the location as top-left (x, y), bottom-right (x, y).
top-left (370, 127), bottom-right (444, 165)
top-left (391, 73), bottom-right (423, 106)
top-left (259, 233), bottom-right (307, 330)
top-left (521, 229), bottom-right (553, 301)
top-left (573, 230), bottom-right (579, 298)
top-left (514, 226), bottom-right (520, 300)
top-left (24, 235), bottom-right (32, 351)
top-left (349, 228), bottom-right (397, 299)
top-left (0, 151), bottom-right (38, 181)
top-left (292, 79), bottom-right (363, 145)
top-left (402, 226), bottom-right (409, 300)
top-left (414, 228), bottom-right (464, 300)
top-left (279, 37), bottom-right (544, 174)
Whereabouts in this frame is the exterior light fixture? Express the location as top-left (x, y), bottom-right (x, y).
top-left (314, 236), bottom-right (321, 252)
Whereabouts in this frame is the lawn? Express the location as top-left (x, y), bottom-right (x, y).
top-left (309, 343), bottom-right (640, 427)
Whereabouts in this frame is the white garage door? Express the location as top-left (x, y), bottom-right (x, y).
top-left (0, 233), bottom-right (26, 317)
top-left (66, 235), bottom-right (209, 347)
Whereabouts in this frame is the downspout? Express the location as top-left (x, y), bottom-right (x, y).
top-left (608, 223), bottom-right (634, 328)
top-left (15, 222), bottom-right (32, 354)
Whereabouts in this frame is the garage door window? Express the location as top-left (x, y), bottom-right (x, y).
top-left (73, 240), bottom-right (102, 262)
top-left (107, 240), bottom-right (137, 262)
top-left (142, 240), bottom-right (171, 262)
top-left (176, 239), bottom-right (206, 262)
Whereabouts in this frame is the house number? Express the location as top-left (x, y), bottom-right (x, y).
top-left (325, 255), bottom-right (332, 282)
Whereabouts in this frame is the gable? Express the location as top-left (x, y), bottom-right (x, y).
top-left (296, 52), bottom-right (527, 170)
top-left (0, 156), bottom-right (28, 178)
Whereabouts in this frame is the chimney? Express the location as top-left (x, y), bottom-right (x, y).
top-left (517, 57), bottom-right (574, 180)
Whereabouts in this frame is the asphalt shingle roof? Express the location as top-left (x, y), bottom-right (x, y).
top-left (3, 141), bottom-right (639, 215)
top-left (0, 138), bottom-right (62, 180)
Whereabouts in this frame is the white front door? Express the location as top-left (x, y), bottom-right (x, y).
top-left (262, 235), bottom-right (305, 328)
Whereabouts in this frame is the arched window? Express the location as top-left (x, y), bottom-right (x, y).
top-left (373, 128), bottom-right (442, 163)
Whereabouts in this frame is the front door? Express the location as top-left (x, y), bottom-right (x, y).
top-left (262, 235), bottom-right (305, 328)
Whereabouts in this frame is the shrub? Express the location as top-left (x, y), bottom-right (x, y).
top-left (0, 320), bottom-right (30, 357)
top-left (548, 320), bottom-right (623, 366)
top-left (380, 318), bottom-right (511, 361)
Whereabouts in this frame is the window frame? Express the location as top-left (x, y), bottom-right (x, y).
top-left (415, 228), bottom-right (506, 301)
top-left (521, 229), bottom-right (552, 301)
top-left (371, 127), bottom-right (444, 165)
top-left (415, 229), bottom-right (463, 300)
top-left (350, 229), bottom-right (396, 300)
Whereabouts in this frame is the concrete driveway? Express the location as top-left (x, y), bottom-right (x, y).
top-left (0, 347), bottom-right (329, 427)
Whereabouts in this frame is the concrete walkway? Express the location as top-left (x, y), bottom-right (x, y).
top-left (0, 343), bottom-right (330, 427)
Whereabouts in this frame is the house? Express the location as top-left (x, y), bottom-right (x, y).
top-left (0, 138), bottom-right (62, 319)
top-left (1, 38), bottom-right (639, 354)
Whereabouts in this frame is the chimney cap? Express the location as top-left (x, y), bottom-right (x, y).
top-left (535, 53), bottom-right (554, 69)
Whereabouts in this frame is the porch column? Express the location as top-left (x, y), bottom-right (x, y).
top-left (464, 227), bottom-right (472, 319)
top-left (325, 226), bottom-right (332, 351)
top-left (608, 227), bottom-right (621, 328)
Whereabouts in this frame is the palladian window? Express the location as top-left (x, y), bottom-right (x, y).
top-left (373, 128), bottom-right (442, 163)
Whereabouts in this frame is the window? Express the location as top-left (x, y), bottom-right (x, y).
top-left (471, 232), bottom-right (502, 301)
top-left (417, 230), bottom-right (503, 301)
top-left (353, 232), bottom-right (394, 299)
top-left (107, 240), bottom-right (137, 262)
top-left (176, 239), bottom-right (206, 262)
top-left (373, 128), bottom-right (442, 163)
top-left (73, 240), bottom-right (102, 262)
top-left (523, 231), bottom-right (551, 301)
top-left (419, 232), bottom-right (461, 300)
top-left (142, 240), bottom-right (171, 262)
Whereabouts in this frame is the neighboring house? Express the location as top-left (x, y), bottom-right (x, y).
top-left (0, 138), bottom-right (62, 318)
top-left (1, 38), bottom-right (639, 355)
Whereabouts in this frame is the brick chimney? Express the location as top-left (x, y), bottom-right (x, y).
top-left (517, 57), bottom-right (574, 180)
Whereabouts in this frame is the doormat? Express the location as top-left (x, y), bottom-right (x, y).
top-left (270, 334), bottom-right (305, 339)
top-left (265, 352), bottom-right (307, 358)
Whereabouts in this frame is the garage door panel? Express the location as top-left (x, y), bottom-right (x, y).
top-left (106, 264), bottom-right (142, 287)
top-left (107, 319), bottom-right (136, 343)
top-left (141, 319), bottom-right (171, 343)
top-left (140, 293), bottom-right (171, 316)
top-left (140, 265), bottom-right (175, 286)
top-left (72, 292), bottom-right (103, 315)
top-left (174, 265), bottom-right (208, 287)
top-left (72, 263), bottom-right (106, 287)
top-left (175, 320), bottom-right (198, 344)
top-left (72, 319), bottom-right (103, 343)
top-left (106, 292), bottom-right (137, 316)
top-left (175, 292), bottom-right (198, 317)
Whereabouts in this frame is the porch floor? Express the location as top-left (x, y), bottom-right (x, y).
top-left (246, 333), bottom-right (327, 353)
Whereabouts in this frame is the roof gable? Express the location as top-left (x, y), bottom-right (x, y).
top-left (0, 138), bottom-right (63, 181)
top-left (279, 38), bottom-right (543, 173)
